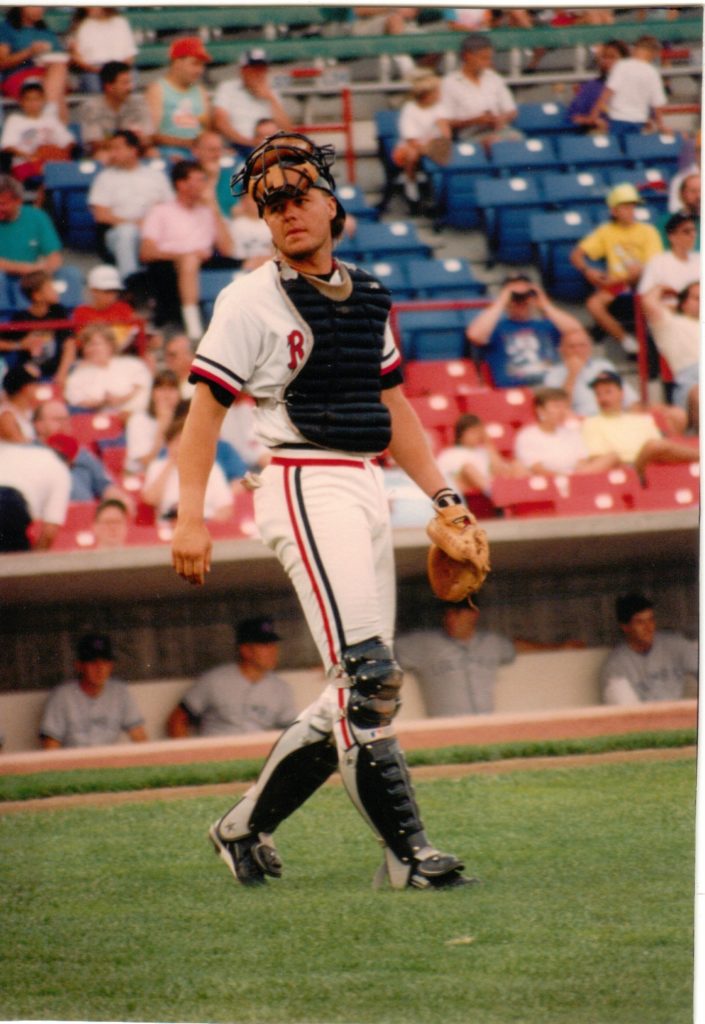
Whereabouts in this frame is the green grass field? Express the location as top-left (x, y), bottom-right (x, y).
top-left (0, 759), bottom-right (695, 1024)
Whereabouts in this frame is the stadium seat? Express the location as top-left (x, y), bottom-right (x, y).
top-left (99, 445), bottom-right (127, 478)
top-left (0, 271), bottom-right (14, 317)
top-left (630, 482), bottom-right (699, 511)
top-left (374, 108), bottom-right (401, 212)
top-left (622, 132), bottom-right (683, 178)
top-left (395, 309), bottom-right (467, 360)
top-left (53, 266), bottom-right (85, 310)
top-left (555, 134), bottom-right (626, 174)
top-left (64, 501), bottom-right (99, 530)
top-left (459, 387), bottom-right (534, 426)
top-left (513, 101), bottom-right (571, 136)
top-left (405, 258), bottom-right (486, 299)
top-left (336, 184), bottom-right (378, 222)
top-left (474, 176), bottom-right (544, 264)
top-left (350, 222), bottom-right (432, 262)
top-left (44, 159), bottom-right (101, 251)
top-left (489, 137), bottom-right (558, 177)
top-left (554, 491), bottom-right (631, 516)
top-left (199, 268), bottom-right (242, 319)
top-left (407, 393), bottom-right (462, 444)
top-left (603, 167), bottom-right (670, 213)
top-left (403, 358), bottom-right (482, 397)
top-left (422, 141), bottom-right (490, 229)
top-left (643, 461), bottom-right (700, 491)
top-left (539, 171), bottom-right (608, 216)
top-left (490, 474), bottom-right (559, 517)
top-left (69, 412), bottom-right (125, 449)
top-left (567, 466), bottom-right (641, 507)
top-left (358, 261), bottom-right (413, 299)
top-left (529, 209), bottom-right (597, 301)
top-left (484, 420), bottom-right (516, 457)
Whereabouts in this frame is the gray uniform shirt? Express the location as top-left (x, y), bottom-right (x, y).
top-left (181, 663), bottom-right (297, 735)
top-left (40, 679), bottom-right (144, 747)
top-left (395, 629), bottom-right (516, 716)
top-left (600, 631), bottom-right (698, 705)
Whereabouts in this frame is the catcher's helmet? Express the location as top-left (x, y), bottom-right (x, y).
top-left (231, 131), bottom-right (346, 238)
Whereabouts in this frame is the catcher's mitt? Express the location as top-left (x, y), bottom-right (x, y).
top-left (426, 503), bottom-right (491, 603)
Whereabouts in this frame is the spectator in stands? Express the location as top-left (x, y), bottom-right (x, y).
top-left (570, 183), bottom-right (663, 357)
top-left (582, 370), bottom-right (697, 478)
top-left (87, 130), bottom-right (173, 284)
top-left (465, 276), bottom-right (576, 387)
top-left (440, 33), bottom-right (519, 149)
top-left (395, 600), bottom-right (517, 716)
top-left (39, 633), bottom-right (148, 748)
top-left (67, 7), bottom-right (137, 94)
top-left (73, 263), bottom-right (139, 351)
top-left (542, 325), bottom-right (639, 416)
top-left (0, 433), bottom-right (71, 550)
top-left (125, 368), bottom-right (182, 472)
top-left (33, 397), bottom-right (133, 507)
top-left (588, 35), bottom-right (667, 136)
top-left (219, 392), bottom-right (270, 471)
top-left (64, 323), bottom-right (152, 417)
top-left (163, 333), bottom-right (195, 399)
top-left (0, 6), bottom-right (69, 122)
top-left (638, 212), bottom-right (699, 296)
top-left (139, 159), bottom-right (235, 340)
top-left (391, 72), bottom-right (451, 208)
top-left (78, 60), bottom-right (154, 160)
top-left (0, 361), bottom-right (41, 441)
top-left (227, 192), bottom-right (274, 269)
top-left (145, 37), bottom-right (211, 161)
top-left (567, 39), bottom-right (628, 133)
top-left (0, 173), bottom-right (61, 278)
top-left (666, 173), bottom-right (700, 248)
top-left (514, 386), bottom-right (620, 476)
top-left (0, 269), bottom-right (76, 385)
top-left (437, 412), bottom-right (526, 495)
top-left (600, 593), bottom-right (697, 705)
top-left (641, 282), bottom-right (700, 430)
top-left (141, 411), bottom-right (233, 523)
top-left (166, 616), bottom-right (296, 737)
top-left (668, 134), bottom-right (700, 214)
top-left (192, 130), bottom-right (237, 217)
top-left (92, 497), bottom-right (130, 549)
top-left (0, 80), bottom-right (73, 190)
top-left (213, 49), bottom-right (292, 156)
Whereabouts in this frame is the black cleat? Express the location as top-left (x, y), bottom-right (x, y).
top-left (208, 824), bottom-right (282, 886)
top-left (410, 851), bottom-right (480, 890)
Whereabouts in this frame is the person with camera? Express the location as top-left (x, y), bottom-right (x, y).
top-left (465, 275), bottom-right (579, 387)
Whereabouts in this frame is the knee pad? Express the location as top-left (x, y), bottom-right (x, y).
top-left (343, 637), bottom-right (403, 729)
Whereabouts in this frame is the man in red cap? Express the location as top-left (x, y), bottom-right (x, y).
top-left (145, 36), bottom-right (211, 160)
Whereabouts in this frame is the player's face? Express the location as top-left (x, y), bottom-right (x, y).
top-left (263, 189), bottom-right (336, 270)
top-left (621, 608), bottom-right (656, 652)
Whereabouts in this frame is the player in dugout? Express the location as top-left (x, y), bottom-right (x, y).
top-left (171, 130), bottom-right (488, 891)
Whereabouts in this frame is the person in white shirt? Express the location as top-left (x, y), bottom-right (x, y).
top-left (637, 213), bottom-right (700, 296)
top-left (88, 129), bottom-right (173, 281)
top-left (0, 438), bottom-right (71, 550)
top-left (0, 80), bottom-right (73, 182)
top-left (391, 72), bottom-right (450, 206)
top-left (543, 327), bottom-right (639, 417)
top-left (65, 323), bottom-right (152, 416)
top-left (440, 32), bottom-right (519, 148)
top-left (213, 49), bottom-right (292, 155)
top-left (227, 193), bottom-right (274, 268)
top-left (437, 412), bottom-right (526, 494)
top-left (589, 35), bottom-right (667, 135)
top-left (514, 387), bottom-right (619, 476)
top-left (68, 7), bottom-right (137, 94)
top-left (641, 281), bottom-right (700, 426)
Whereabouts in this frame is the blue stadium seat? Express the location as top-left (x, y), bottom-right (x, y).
top-left (357, 260), bottom-right (414, 300)
top-left (405, 258), bottom-right (486, 299)
top-left (422, 141), bottom-right (490, 229)
top-left (350, 221), bottom-right (432, 262)
top-left (474, 175), bottom-right (544, 263)
top-left (336, 184), bottom-right (378, 222)
top-left (199, 268), bottom-right (241, 319)
top-left (604, 167), bottom-right (671, 213)
top-left (374, 109), bottom-right (401, 212)
top-left (0, 271), bottom-right (14, 317)
top-left (44, 159), bottom-right (101, 251)
top-left (622, 132), bottom-right (683, 178)
top-left (555, 134), bottom-right (626, 174)
top-left (489, 137), bottom-right (557, 177)
top-left (395, 309), bottom-right (467, 360)
top-left (53, 266), bottom-right (85, 310)
top-left (539, 170), bottom-right (608, 216)
top-left (529, 210), bottom-right (597, 301)
top-left (513, 101), bottom-right (571, 136)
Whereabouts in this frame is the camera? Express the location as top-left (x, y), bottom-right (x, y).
top-left (510, 288), bottom-right (537, 302)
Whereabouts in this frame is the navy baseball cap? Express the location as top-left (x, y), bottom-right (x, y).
top-left (589, 370), bottom-right (623, 389)
top-left (616, 593), bottom-right (653, 624)
top-left (236, 617), bottom-right (281, 644)
top-left (76, 633), bottom-right (114, 661)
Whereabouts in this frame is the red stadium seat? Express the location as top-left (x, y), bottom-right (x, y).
top-left (64, 501), bottom-right (98, 530)
top-left (567, 467), bottom-right (641, 508)
top-left (459, 387), bottom-right (534, 427)
top-left (554, 492), bottom-right (631, 516)
top-left (70, 412), bottom-right (125, 450)
top-left (643, 461), bottom-right (700, 491)
top-left (403, 358), bottom-right (482, 398)
top-left (490, 475), bottom-right (559, 516)
top-left (100, 445), bottom-right (126, 478)
top-left (483, 420), bottom-right (516, 457)
top-left (631, 484), bottom-right (699, 511)
top-left (408, 394), bottom-right (462, 446)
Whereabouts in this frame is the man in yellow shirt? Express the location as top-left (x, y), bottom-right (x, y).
top-left (582, 370), bottom-right (698, 477)
top-left (570, 183), bottom-right (663, 356)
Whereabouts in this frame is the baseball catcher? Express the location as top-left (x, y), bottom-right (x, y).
top-left (172, 130), bottom-right (480, 891)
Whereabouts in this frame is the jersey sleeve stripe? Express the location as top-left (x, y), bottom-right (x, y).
top-left (191, 354), bottom-right (246, 389)
top-left (381, 352), bottom-right (402, 374)
top-left (190, 365), bottom-right (241, 397)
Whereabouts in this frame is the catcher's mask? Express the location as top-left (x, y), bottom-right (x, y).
top-left (231, 131), bottom-right (346, 239)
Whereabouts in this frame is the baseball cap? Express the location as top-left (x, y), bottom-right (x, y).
top-left (239, 48), bottom-right (268, 67)
top-left (589, 370), bottom-right (623, 389)
top-left (236, 617), bottom-right (281, 644)
top-left (46, 433), bottom-right (79, 464)
top-left (87, 264), bottom-right (122, 291)
top-left (76, 633), bottom-right (114, 662)
top-left (2, 362), bottom-right (40, 396)
top-left (169, 36), bottom-right (211, 63)
top-left (606, 183), bottom-right (643, 209)
top-left (616, 593), bottom-right (653, 624)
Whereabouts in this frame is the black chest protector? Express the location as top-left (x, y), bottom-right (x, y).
top-left (280, 265), bottom-right (393, 453)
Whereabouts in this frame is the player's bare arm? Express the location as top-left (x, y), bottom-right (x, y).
top-left (171, 382), bottom-right (227, 586)
top-left (382, 385), bottom-right (448, 498)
